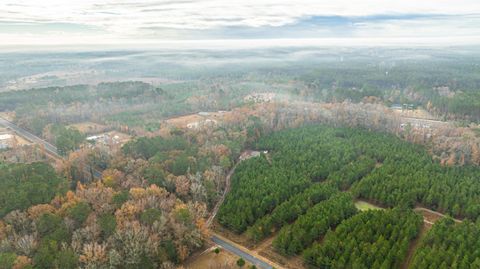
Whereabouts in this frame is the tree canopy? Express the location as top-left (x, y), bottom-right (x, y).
top-left (0, 162), bottom-right (66, 217)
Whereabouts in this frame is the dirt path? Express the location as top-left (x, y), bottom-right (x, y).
top-left (253, 235), bottom-right (276, 254)
top-left (401, 223), bottom-right (428, 269)
top-left (414, 207), bottom-right (463, 223)
top-left (258, 242), bottom-right (307, 269)
top-left (207, 150), bottom-right (268, 227)
top-left (206, 162), bottom-right (237, 227)
top-left (355, 200), bottom-right (462, 226)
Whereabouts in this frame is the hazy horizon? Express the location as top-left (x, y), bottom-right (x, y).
top-left (1, 0), bottom-right (479, 47)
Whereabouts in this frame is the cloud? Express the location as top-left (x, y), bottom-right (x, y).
top-left (0, 0), bottom-right (479, 45)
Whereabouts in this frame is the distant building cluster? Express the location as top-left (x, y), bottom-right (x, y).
top-left (86, 131), bottom-right (131, 149)
top-left (244, 92), bottom-right (275, 103)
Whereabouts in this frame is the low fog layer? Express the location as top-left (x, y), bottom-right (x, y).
top-left (1, 46), bottom-right (479, 91)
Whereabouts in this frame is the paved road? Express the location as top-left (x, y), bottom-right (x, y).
top-left (212, 235), bottom-right (274, 269)
top-left (0, 117), bottom-right (60, 158)
top-left (0, 117), bottom-right (102, 179)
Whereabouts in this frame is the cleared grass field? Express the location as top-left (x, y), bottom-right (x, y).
top-left (355, 200), bottom-right (384, 211)
top-left (68, 121), bottom-right (107, 134)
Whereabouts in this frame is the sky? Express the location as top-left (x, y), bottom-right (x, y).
top-left (1, 0), bottom-right (480, 47)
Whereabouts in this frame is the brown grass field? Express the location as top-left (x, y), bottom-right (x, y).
top-left (68, 121), bottom-right (107, 134)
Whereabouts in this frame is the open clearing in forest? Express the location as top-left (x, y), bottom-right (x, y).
top-left (68, 121), bottom-right (107, 134)
top-left (166, 114), bottom-right (205, 128)
top-left (392, 108), bottom-right (437, 120)
top-left (353, 200), bottom-right (462, 227)
top-left (354, 200), bottom-right (385, 211)
top-left (165, 111), bottom-right (230, 129)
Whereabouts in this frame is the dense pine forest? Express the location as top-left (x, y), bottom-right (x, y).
top-left (411, 219), bottom-right (480, 268)
top-left (272, 193), bottom-right (357, 256)
top-left (245, 183), bottom-right (339, 242)
top-left (303, 209), bottom-right (423, 268)
top-left (219, 125), bottom-right (480, 227)
top-left (217, 124), bottom-right (480, 268)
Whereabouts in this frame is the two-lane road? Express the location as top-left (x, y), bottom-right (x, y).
top-left (212, 235), bottom-right (275, 269)
top-left (0, 117), bottom-right (60, 158)
top-left (0, 117), bottom-right (102, 179)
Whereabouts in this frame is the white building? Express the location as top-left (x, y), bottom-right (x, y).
top-left (0, 134), bottom-right (13, 149)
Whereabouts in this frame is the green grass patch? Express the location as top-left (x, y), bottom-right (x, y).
top-left (354, 200), bottom-right (384, 211)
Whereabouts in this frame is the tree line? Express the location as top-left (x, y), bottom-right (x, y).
top-left (220, 124), bottom-right (480, 237)
top-left (303, 208), bottom-right (423, 269)
top-left (273, 193), bottom-right (357, 256)
top-left (246, 183), bottom-right (338, 243)
top-left (0, 162), bottom-right (67, 218)
top-left (353, 153), bottom-right (480, 220)
top-left (410, 218), bottom-right (480, 268)
top-left (217, 126), bottom-right (363, 233)
top-left (245, 154), bottom-right (376, 243)
top-left (217, 124), bottom-right (480, 267)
